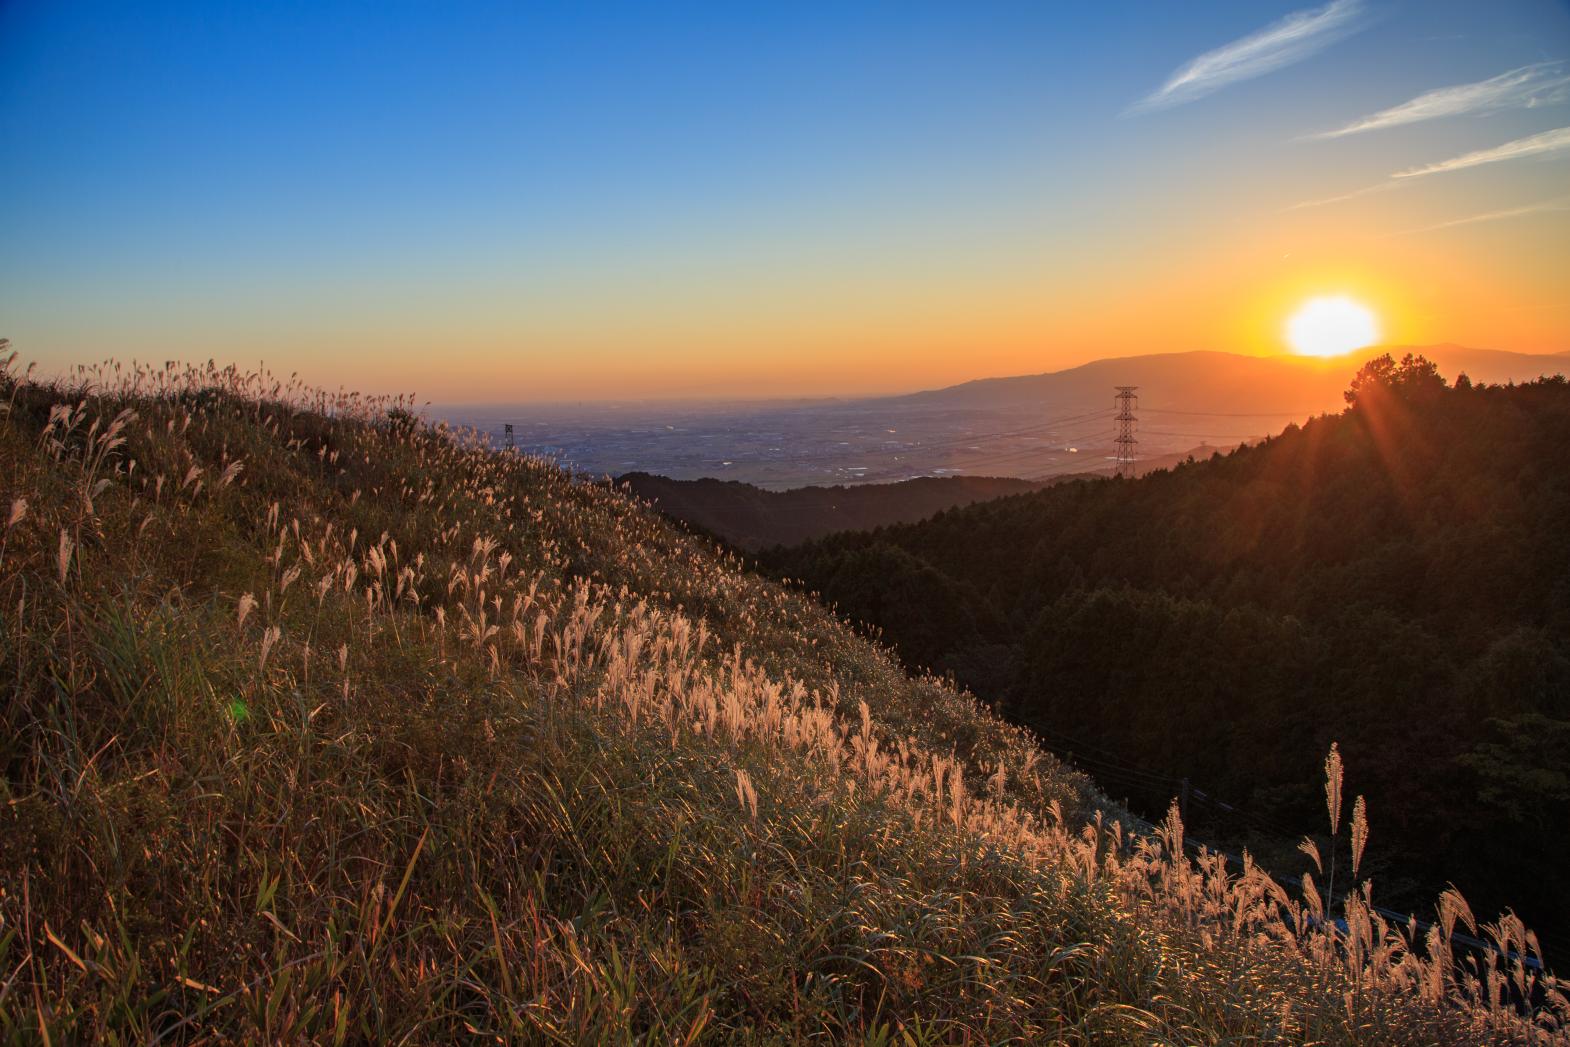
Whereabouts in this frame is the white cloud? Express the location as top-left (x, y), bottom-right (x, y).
top-left (1394, 125), bottom-right (1570, 178)
top-left (1128, 0), bottom-right (1367, 114)
top-left (1293, 125), bottom-right (1570, 209)
top-left (1287, 181), bottom-right (1401, 210)
top-left (1314, 63), bottom-right (1570, 138)
top-left (1395, 196), bottom-right (1570, 235)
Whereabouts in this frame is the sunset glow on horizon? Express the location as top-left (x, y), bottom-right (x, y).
top-left (2, 2), bottom-right (1567, 401)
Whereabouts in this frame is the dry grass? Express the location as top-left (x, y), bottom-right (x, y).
top-left (0, 349), bottom-right (1563, 1043)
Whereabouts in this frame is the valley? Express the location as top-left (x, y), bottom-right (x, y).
top-left (444, 345), bottom-right (1568, 491)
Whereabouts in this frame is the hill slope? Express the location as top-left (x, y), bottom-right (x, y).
top-left (617, 472), bottom-right (1054, 550)
top-left (765, 358), bottom-right (1570, 947)
top-left (0, 351), bottom-right (1561, 1042)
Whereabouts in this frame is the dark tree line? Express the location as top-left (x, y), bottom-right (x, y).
top-left (764, 357), bottom-right (1570, 941)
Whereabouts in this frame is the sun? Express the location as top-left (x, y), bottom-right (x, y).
top-left (1286, 296), bottom-right (1379, 358)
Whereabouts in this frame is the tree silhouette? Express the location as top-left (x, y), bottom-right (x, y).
top-left (1345, 352), bottom-right (1445, 405)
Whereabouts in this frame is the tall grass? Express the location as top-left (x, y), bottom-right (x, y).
top-left (0, 348), bottom-right (1563, 1043)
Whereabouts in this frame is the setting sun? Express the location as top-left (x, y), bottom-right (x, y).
top-left (1286, 296), bottom-right (1380, 358)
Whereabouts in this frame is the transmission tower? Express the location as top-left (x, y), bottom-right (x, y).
top-left (1113, 386), bottom-right (1138, 478)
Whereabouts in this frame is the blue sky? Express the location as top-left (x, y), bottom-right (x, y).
top-left (2, 1), bottom-right (1567, 398)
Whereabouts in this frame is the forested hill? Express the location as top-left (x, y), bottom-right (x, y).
top-left (764, 356), bottom-right (1570, 941)
top-left (617, 472), bottom-right (1053, 549)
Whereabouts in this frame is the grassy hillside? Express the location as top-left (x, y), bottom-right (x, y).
top-left (0, 350), bottom-right (1563, 1043)
top-left (765, 356), bottom-right (1570, 952)
top-left (616, 473), bottom-right (1053, 550)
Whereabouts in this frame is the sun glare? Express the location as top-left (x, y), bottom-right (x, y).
top-left (1286, 296), bottom-right (1379, 358)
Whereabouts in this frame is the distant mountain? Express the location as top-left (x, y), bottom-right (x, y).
top-left (617, 472), bottom-right (1055, 550)
top-left (460, 345), bottom-right (1566, 489)
top-left (765, 363), bottom-right (1570, 943)
top-left (891, 345), bottom-right (1568, 416)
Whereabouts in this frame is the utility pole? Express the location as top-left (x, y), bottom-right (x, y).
top-left (1114, 386), bottom-right (1138, 478)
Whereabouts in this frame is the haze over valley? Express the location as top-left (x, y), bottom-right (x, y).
top-left (446, 344), bottom-right (1568, 490)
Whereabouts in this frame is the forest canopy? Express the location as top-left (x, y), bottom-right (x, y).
top-left (764, 356), bottom-right (1570, 942)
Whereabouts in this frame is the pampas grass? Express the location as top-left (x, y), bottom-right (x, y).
top-left (0, 352), bottom-right (1563, 1044)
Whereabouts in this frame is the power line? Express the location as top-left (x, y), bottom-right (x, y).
top-left (1142, 406), bottom-right (1313, 419)
top-left (1137, 428), bottom-right (1267, 439)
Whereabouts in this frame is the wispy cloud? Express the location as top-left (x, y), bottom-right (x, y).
top-left (1128, 0), bottom-right (1367, 114)
top-left (1286, 180), bottom-right (1402, 211)
top-left (1292, 125), bottom-right (1570, 209)
top-left (1313, 63), bottom-right (1570, 138)
top-left (1287, 182), bottom-right (1400, 210)
top-left (1394, 125), bottom-right (1570, 178)
top-left (1394, 196), bottom-right (1570, 236)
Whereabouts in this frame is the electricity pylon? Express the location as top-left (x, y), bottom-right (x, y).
top-left (1114, 386), bottom-right (1138, 479)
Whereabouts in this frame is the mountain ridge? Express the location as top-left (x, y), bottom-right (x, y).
top-left (883, 344), bottom-right (1568, 413)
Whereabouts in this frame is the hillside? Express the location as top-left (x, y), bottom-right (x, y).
top-left (616, 473), bottom-right (1054, 550)
top-left (1, 349), bottom-right (1563, 1042)
top-left (765, 356), bottom-right (1570, 950)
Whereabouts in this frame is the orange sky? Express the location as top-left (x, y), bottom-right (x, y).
top-left (2, 2), bottom-right (1567, 400)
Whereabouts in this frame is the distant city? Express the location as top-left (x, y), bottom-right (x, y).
top-left (441, 398), bottom-right (1157, 488)
top-left (437, 345), bottom-right (1566, 488)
